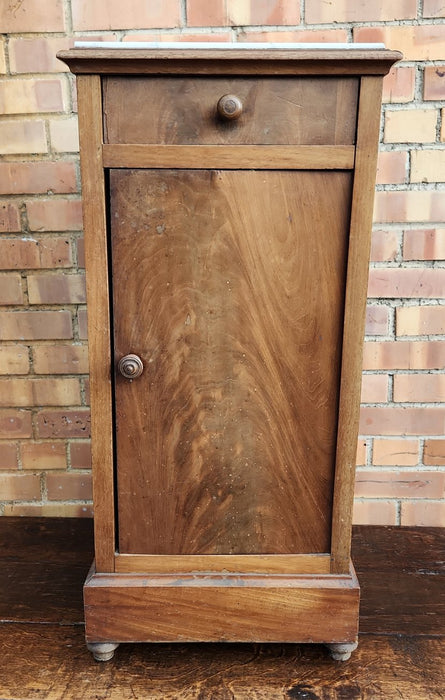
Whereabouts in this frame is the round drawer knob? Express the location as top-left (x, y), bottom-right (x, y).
top-left (118, 354), bottom-right (144, 380)
top-left (217, 94), bottom-right (243, 121)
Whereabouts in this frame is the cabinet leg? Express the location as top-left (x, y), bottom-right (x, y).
top-left (86, 642), bottom-right (119, 662)
top-left (326, 641), bottom-right (358, 661)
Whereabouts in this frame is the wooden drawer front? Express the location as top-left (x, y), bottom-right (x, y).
top-left (103, 76), bottom-right (359, 146)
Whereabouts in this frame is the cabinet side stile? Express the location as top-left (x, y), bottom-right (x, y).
top-left (330, 75), bottom-right (384, 574)
top-left (76, 74), bottom-right (115, 573)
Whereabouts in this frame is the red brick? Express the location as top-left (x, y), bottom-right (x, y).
top-left (374, 191), bottom-right (445, 223)
top-left (0, 311), bottom-right (72, 340)
top-left (0, 78), bottom-right (65, 115)
top-left (424, 439), bottom-right (445, 465)
top-left (33, 345), bottom-right (89, 374)
top-left (78, 309), bottom-right (88, 339)
top-left (403, 229), bottom-right (445, 260)
top-left (72, 0), bottom-right (180, 30)
top-left (0, 203), bottom-right (21, 233)
top-left (363, 341), bottom-right (445, 370)
top-left (77, 238), bottom-right (85, 268)
top-left (354, 25), bottom-right (445, 61)
top-left (355, 469), bottom-right (444, 498)
top-left (352, 499), bottom-right (398, 526)
top-left (368, 268), bottom-right (445, 299)
top-left (372, 438), bottom-right (419, 466)
top-left (0, 0), bottom-right (65, 32)
top-left (0, 274), bottom-right (23, 305)
top-left (3, 503), bottom-right (93, 517)
top-left (0, 162), bottom-right (77, 195)
top-left (39, 238), bottom-right (73, 268)
top-left (376, 151), bottom-right (407, 185)
top-left (307, 0), bottom-right (416, 23)
top-left (49, 118), bottom-right (79, 153)
top-left (0, 443), bottom-right (18, 470)
top-left (359, 406), bottom-right (445, 435)
top-left (83, 378), bottom-right (90, 405)
top-left (28, 273), bottom-right (86, 304)
top-left (238, 29), bottom-right (348, 43)
top-left (411, 150), bottom-right (445, 184)
top-left (382, 66), bottom-right (416, 104)
top-left (36, 409), bottom-right (90, 438)
top-left (187, 0), bottom-right (299, 26)
top-left (0, 120), bottom-right (47, 155)
top-left (423, 0), bottom-right (445, 17)
top-left (370, 230), bottom-right (399, 262)
top-left (0, 378), bottom-right (81, 407)
top-left (0, 346), bottom-right (29, 375)
top-left (394, 373), bottom-right (445, 402)
top-left (356, 439), bottom-right (367, 466)
top-left (400, 500), bottom-right (445, 526)
top-left (360, 374), bottom-right (388, 403)
top-left (396, 306), bottom-right (445, 336)
top-left (70, 441), bottom-right (92, 469)
top-left (0, 237), bottom-right (72, 270)
top-left (424, 65), bottom-right (445, 100)
top-left (365, 304), bottom-right (389, 336)
top-left (0, 473), bottom-right (41, 501)
top-left (27, 200), bottom-right (83, 232)
top-left (9, 37), bottom-right (72, 74)
top-left (0, 410), bottom-right (32, 439)
top-left (0, 39), bottom-right (5, 74)
top-left (46, 472), bottom-right (92, 500)
top-left (384, 109), bottom-right (437, 144)
top-left (21, 442), bottom-right (67, 470)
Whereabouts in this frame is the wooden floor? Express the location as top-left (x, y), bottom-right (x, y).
top-left (0, 519), bottom-right (443, 699)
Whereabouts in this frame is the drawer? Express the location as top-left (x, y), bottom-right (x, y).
top-left (103, 76), bottom-right (359, 146)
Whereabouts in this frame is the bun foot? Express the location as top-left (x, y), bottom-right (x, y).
top-left (86, 642), bottom-right (119, 661)
top-left (326, 641), bottom-right (358, 661)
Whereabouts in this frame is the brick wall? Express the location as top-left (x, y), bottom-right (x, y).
top-left (0, 0), bottom-right (444, 526)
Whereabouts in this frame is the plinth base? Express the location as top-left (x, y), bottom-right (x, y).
top-left (84, 560), bottom-right (359, 661)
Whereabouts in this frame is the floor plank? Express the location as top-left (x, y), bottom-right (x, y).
top-left (0, 625), bottom-right (443, 700)
top-left (0, 519), bottom-right (444, 699)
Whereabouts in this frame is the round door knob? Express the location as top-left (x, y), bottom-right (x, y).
top-left (118, 354), bottom-right (143, 380)
top-left (217, 94), bottom-right (243, 121)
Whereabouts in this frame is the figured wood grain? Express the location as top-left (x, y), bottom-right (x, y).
top-left (330, 76), bottom-right (385, 575)
top-left (103, 76), bottom-right (358, 146)
top-left (84, 567), bottom-right (359, 644)
top-left (57, 48), bottom-right (402, 77)
top-left (76, 75), bottom-right (115, 573)
top-left (102, 144), bottom-right (355, 169)
top-left (115, 553), bottom-right (332, 574)
top-left (111, 169), bottom-right (352, 555)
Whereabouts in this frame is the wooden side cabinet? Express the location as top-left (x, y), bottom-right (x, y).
top-left (58, 44), bottom-right (400, 663)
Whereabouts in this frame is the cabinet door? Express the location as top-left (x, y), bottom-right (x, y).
top-left (110, 169), bottom-right (352, 555)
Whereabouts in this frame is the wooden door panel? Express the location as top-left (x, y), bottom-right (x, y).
top-left (110, 169), bottom-right (352, 555)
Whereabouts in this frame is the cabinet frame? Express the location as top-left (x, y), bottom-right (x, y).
top-left (60, 47), bottom-right (401, 659)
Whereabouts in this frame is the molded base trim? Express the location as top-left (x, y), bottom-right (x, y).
top-left (84, 560), bottom-right (359, 645)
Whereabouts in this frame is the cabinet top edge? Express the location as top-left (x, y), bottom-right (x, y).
top-left (57, 46), bottom-right (402, 76)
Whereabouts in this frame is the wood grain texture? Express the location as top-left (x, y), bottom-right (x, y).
top-left (57, 48), bottom-right (402, 77)
top-left (111, 169), bottom-right (353, 555)
top-left (103, 76), bottom-right (358, 146)
top-left (1, 627), bottom-right (443, 700)
top-left (76, 75), bottom-right (115, 573)
top-left (102, 144), bottom-right (355, 169)
top-left (115, 553), bottom-right (331, 574)
top-left (84, 566), bottom-right (359, 644)
top-left (0, 520), bottom-right (443, 699)
top-left (330, 77), bottom-right (385, 575)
